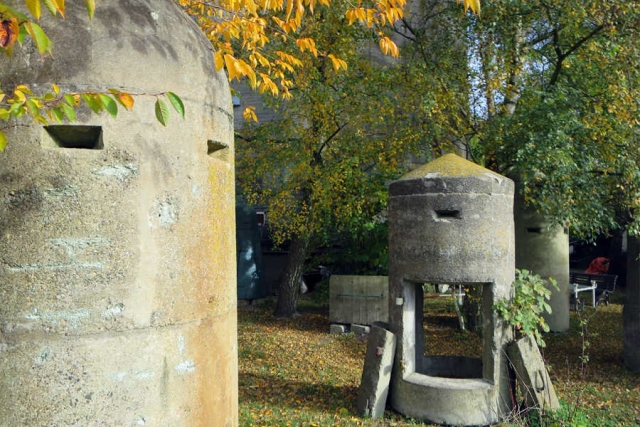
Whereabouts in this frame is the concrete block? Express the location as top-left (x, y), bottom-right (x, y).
top-left (507, 335), bottom-right (560, 411)
top-left (330, 324), bottom-right (347, 334)
top-left (357, 323), bottom-right (396, 419)
top-left (330, 275), bottom-right (389, 325)
top-left (352, 324), bottom-right (371, 335)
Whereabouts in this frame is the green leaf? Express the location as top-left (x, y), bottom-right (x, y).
top-left (155, 98), bottom-right (170, 126)
top-left (17, 26), bottom-right (27, 44)
top-left (166, 92), bottom-right (185, 119)
top-left (98, 93), bottom-right (118, 118)
top-left (42, 0), bottom-right (57, 15)
top-left (85, 0), bottom-right (95, 19)
top-left (25, 98), bottom-right (40, 117)
top-left (64, 93), bottom-right (78, 106)
top-left (51, 107), bottom-right (64, 123)
top-left (0, 109), bottom-right (10, 120)
top-left (9, 102), bottom-right (22, 115)
top-left (0, 3), bottom-right (29, 20)
top-left (0, 130), bottom-right (6, 151)
top-left (82, 93), bottom-right (101, 113)
top-left (24, 21), bottom-right (51, 55)
top-left (60, 103), bottom-right (76, 122)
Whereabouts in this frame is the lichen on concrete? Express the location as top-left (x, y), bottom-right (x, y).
top-left (398, 153), bottom-right (500, 180)
top-left (0, 0), bottom-right (237, 425)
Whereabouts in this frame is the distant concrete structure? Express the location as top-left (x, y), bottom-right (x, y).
top-left (515, 196), bottom-right (570, 332)
top-left (231, 82), bottom-right (280, 129)
top-left (330, 324), bottom-right (348, 334)
top-left (0, 1), bottom-right (237, 426)
top-left (236, 203), bottom-right (269, 301)
top-left (351, 324), bottom-right (371, 335)
top-left (387, 154), bottom-right (514, 426)
top-left (330, 275), bottom-right (389, 326)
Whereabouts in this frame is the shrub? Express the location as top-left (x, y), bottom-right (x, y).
top-left (494, 269), bottom-right (558, 347)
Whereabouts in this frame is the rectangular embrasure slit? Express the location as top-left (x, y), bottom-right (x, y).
top-left (527, 227), bottom-right (542, 234)
top-left (207, 139), bottom-right (229, 156)
top-left (43, 125), bottom-right (103, 149)
top-left (435, 209), bottom-right (461, 219)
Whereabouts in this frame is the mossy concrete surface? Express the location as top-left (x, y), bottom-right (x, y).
top-left (0, 1), bottom-right (237, 425)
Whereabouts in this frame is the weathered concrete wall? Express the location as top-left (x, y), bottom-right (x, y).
top-left (0, 1), bottom-right (237, 426)
top-left (388, 154), bottom-right (514, 426)
top-left (330, 275), bottom-right (389, 325)
top-left (515, 195), bottom-right (570, 332)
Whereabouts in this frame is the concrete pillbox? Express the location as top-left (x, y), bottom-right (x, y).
top-left (0, 1), bottom-right (237, 426)
top-left (388, 154), bottom-right (515, 426)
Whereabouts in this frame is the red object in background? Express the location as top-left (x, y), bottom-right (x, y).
top-left (586, 257), bottom-right (610, 274)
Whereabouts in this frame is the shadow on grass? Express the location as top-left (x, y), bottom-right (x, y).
top-left (239, 296), bottom-right (330, 330)
top-left (239, 371), bottom-right (360, 415)
top-left (238, 298), bottom-right (640, 426)
top-left (544, 304), bottom-right (640, 391)
top-left (423, 313), bottom-right (460, 330)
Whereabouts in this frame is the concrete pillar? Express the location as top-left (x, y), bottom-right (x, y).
top-left (514, 195), bottom-right (570, 332)
top-left (0, 1), bottom-right (237, 425)
top-left (624, 237), bottom-right (640, 373)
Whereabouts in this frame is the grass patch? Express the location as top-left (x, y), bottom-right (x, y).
top-left (238, 295), bottom-right (640, 426)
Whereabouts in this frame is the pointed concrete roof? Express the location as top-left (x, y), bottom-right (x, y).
top-left (390, 153), bottom-right (513, 195)
top-left (399, 153), bottom-right (499, 181)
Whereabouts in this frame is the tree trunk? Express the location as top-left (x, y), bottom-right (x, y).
top-left (624, 236), bottom-right (640, 373)
top-left (274, 236), bottom-right (310, 318)
top-left (462, 285), bottom-right (483, 334)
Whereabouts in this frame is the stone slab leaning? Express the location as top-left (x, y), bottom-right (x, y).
top-left (356, 322), bottom-right (396, 419)
top-left (507, 335), bottom-right (560, 412)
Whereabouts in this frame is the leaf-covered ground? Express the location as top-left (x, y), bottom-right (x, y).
top-left (238, 292), bottom-right (640, 426)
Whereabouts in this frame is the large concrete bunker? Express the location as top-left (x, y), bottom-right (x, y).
top-left (388, 154), bottom-right (514, 425)
top-left (0, 1), bottom-right (237, 425)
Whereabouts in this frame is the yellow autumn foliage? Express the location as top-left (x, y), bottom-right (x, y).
top-left (179, 0), bottom-right (481, 96)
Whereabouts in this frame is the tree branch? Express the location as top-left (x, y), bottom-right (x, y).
top-left (318, 122), bottom-right (347, 154)
top-left (564, 24), bottom-right (605, 59)
top-left (541, 0), bottom-right (605, 87)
